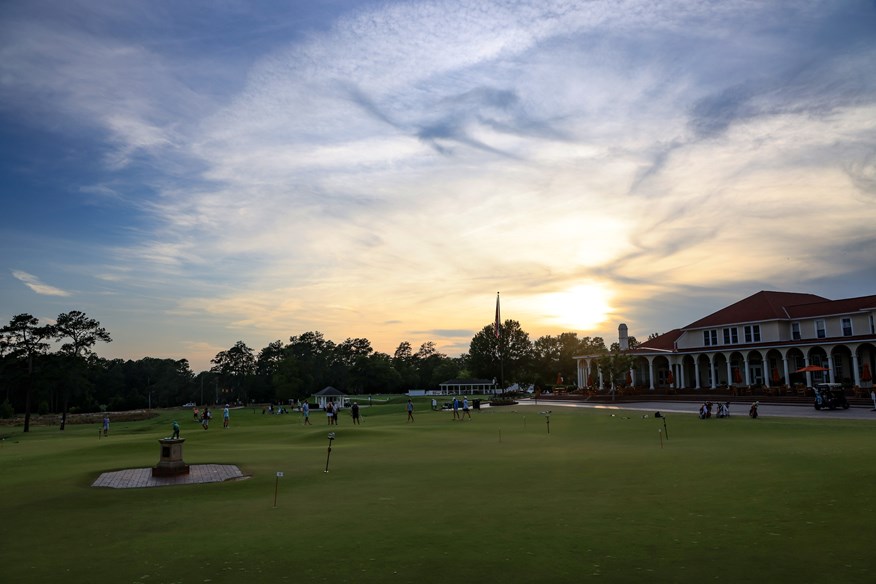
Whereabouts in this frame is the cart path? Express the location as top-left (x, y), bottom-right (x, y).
top-left (517, 399), bottom-right (876, 420)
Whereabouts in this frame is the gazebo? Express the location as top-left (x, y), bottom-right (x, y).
top-left (312, 386), bottom-right (347, 410)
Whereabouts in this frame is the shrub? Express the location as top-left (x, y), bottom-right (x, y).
top-left (37, 401), bottom-right (49, 416)
top-left (0, 400), bottom-right (13, 419)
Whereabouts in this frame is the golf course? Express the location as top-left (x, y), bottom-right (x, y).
top-left (1, 398), bottom-right (874, 583)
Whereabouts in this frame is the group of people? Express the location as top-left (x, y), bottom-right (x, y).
top-left (699, 401), bottom-right (731, 419)
top-left (450, 396), bottom-right (472, 421)
top-left (189, 405), bottom-right (231, 429)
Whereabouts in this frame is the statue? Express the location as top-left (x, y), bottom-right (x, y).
top-left (171, 420), bottom-right (180, 439)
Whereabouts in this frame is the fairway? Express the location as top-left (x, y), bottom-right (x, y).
top-left (1, 401), bottom-right (875, 584)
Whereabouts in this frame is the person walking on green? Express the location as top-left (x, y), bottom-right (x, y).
top-left (406, 399), bottom-right (414, 423)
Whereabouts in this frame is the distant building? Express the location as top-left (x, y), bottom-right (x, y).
top-left (438, 378), bottom-right (498, 395)
top-left (575, 291), bottom-right (876, 390)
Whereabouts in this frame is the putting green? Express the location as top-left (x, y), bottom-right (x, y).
top-left (1, 402), bottom-right (874, 583)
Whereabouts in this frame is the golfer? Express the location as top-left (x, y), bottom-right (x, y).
top-left (302, 401), bottom-right (311, 425)
top-left (406, 399), bottom-right (414, 422)
top-left (452, 397), bottom-right (460, 421)
top-left (223, 404), bottom-right (230, 428)
top-left (351, 401), bottom-right (361, 425)
top-left (462, 397), bottom-right (471, 420)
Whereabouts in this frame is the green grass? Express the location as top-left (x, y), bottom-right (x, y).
top-left (1, 401), bottom-right (875, 583)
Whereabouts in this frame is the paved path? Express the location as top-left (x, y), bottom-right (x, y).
top-left (92, 464), bottom-right (245, 489)
top-left (520, 399), bottom-right (876, 420)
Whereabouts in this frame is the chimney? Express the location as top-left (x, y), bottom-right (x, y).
top-left (618, 323), bottom-right (629, 351)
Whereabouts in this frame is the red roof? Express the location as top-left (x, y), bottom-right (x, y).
top-left (636, 329), bottom-right (683, 351)
top-left (785, 294), bottom-right (876, 319)
top-left (683, 291), bottom-right (828, 329)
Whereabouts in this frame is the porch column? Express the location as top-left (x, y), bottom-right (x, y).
top-left (780, 349), bottom-right (790, 386)
top-left (743, 354), bottom-right (751, 386)
top-left (826, 352), bottom-right (834, 384)
top-left (709, 354), bottom-right (717, 389)
top-left (693, 355), bottom-right (701, 390)
top-left (647, 356), bottom-right (655, 390)
top-left (678, 360), bottom-right (686, 389)
top-left (726, 360), bottom-right (733, 388)
top-left (851, 350), bottom-right (861, 387)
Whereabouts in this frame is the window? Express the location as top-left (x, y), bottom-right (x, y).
top-left (703, 329), bottom-right (717, 346)
top-left (743, 324), bottom-right (761, 343)
top-left (723, 327), bottom-right (739, 344)
top-left (791, 322), bottom-right (801, 340)
top-left (815, 319), bottom-right (826, 339)
top-left (841, 317), bottom-right (852, 337)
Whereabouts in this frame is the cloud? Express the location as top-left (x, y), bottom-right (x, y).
top-left (2, 0), bottom-right (876, 369)
top-left (11, 270), bottom-right (71, 297)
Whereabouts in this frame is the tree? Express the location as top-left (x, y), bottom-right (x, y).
top-left (0, 314), bottom-right (54, 432)
top-left (597, 350), bottom-right (637, 392)
top-left (532, 332), bottom-right (583, 387)
top-left (391, 341), bottom-right (419, 389)
top-left (211, 341), bottom-right (256, 403)
top-left (53, 311), bottom-right (112, 430)
top-left (468, 319), bottom-right (533, 389)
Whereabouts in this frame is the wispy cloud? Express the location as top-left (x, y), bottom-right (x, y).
top-left (1, 1), bottom-right (875, 369)
top-left (12, 270), bottom-right (71, 297)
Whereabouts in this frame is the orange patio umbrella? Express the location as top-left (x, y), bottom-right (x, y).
top-left (771, 367), bottom-right (780, 384)
top-left (666, 370), bottom-right (674, 386)
top-left (733, 367), bottom-right (743, 383)
top-left (795, 365), bottom-right (829, 373)
top-left (862, 363), bottom-right (872, 382)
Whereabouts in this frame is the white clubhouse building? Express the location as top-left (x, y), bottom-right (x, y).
top-left (575, 291), bottom-right (876, 393)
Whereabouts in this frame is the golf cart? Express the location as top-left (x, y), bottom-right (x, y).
top-left (813, 383), bottom-right (849, 410)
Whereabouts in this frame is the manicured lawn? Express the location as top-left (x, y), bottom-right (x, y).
top-left (1, 400), bottom-right (874, 583)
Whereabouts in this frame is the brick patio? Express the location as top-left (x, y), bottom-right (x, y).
top-left (92, 464), bottom-right (246, 489)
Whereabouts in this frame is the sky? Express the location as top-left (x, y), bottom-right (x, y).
top-left (2, 0), bottom-right (876, 373)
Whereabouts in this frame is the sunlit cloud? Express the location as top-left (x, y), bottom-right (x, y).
top-left (1, 1), bottom-right (875, 370)
top-left (12, 270), bottom-right (71, 297)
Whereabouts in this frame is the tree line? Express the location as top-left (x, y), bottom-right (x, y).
top-left (2, 310), bottom-right (636, 431)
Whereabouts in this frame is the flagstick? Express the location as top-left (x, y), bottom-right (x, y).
top-left (659, 428), bottom-right (663, 449)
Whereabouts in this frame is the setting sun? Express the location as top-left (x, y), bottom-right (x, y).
top-left (537, 283), bottom-right (614, 331)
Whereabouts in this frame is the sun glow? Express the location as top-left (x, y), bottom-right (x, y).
top-left (538, 283), bottom-right (614, 331)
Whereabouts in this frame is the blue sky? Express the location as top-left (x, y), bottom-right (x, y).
top-left (2, 0), bottom-right (875, 372)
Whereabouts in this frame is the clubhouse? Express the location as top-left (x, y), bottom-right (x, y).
top-left (575, 291), bottom-right (876, 394)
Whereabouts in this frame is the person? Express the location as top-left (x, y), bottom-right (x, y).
top-left (102, 415), bottom-right (109, 436)
top-left (871, 389), bottom-right (876, 411)
top-left (302, 401), bottom-right (311, 425)
top-left (202, 407), bottom-right (210, 430)
top-left (452, 397), bottom-right (460, 420)
top-left (326, 401), bottom-right (334, 425)
top-left (171, 419), bottom-right (180, 439)
top-left (431, 398), bottom-right (438, 411)
top-left (406, 399), bottom-right (414, 422)
top-left (351, 401), bottom-right (361, 425)
top-left (193, 407), bottom-right (200, 421)
top-left (333, 400), bottom-right (340, 425)
top-left (223, 404), bottom-right (230, 428)
top-left (462, 397), bottom-right (471, 420)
